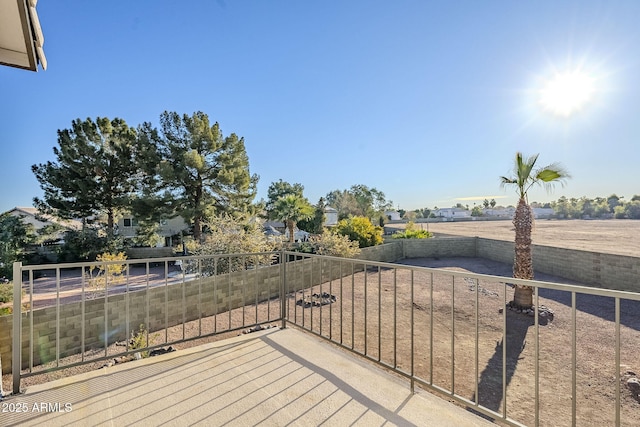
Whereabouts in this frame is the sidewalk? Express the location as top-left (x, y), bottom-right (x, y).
top-left (1, 328), bottom-right (493, 426)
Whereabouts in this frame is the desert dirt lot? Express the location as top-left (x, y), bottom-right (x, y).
top-left (288, 256), bottom-right (640, 427)
top-left (386, 219), bottom-right (640, 257)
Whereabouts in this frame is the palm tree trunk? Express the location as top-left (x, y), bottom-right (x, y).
top-left (513, 197), bottom-right (534, 307)
top-left (288, 220), bottom-right (295, 243)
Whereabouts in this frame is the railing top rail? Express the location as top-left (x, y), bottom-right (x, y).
top-left (281, 250), bottom-right (640, 302)
top-left (14, 247), bottom-right (640, 301)
top-left (15, 251), bottom-right (281, 271)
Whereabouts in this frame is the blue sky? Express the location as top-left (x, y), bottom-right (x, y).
top-left (1, 0), bottom-right (639, 214)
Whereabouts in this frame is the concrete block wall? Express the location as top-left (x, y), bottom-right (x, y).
top-left (1, 257), bottom-right (351, 373)
top-left (401, 238), bottom-right (477, 259)
top-left (358, 242), bottom-right (403, 263)
top-left (475, 238), bottom-right (513, 264)
top-left (126, 247), bottom-right (175, 259)
top-left (474, 237), bottom-right (640, 292)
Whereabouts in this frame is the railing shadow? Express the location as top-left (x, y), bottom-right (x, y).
top-left (405, 257), bottom-right (640, 332)
top-left (470, 310), bottom-right (532, 419)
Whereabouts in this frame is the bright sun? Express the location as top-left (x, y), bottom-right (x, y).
top-left (539, 71), bottom-right (595, 117)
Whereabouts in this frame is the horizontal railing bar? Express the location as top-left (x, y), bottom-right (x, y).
top-left (17, 251), bottom-right (280, 271)
top-left (281, 251), bottom-right (640, 301)
top-left (411, 376), bottom-right (526, 427)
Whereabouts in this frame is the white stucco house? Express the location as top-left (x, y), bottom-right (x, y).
top-left (5, 207), bottom-right (82, 243)
top-left (532, 208), bottom-right (555, 219)
top-left (116, 215), bottom-right (189, 247)
top-left (433, 208), bottom-right (471, 219)
top-left (384, 210), bottom-right (401, 221)
top-left (324, 206), bottom-right (338, 227)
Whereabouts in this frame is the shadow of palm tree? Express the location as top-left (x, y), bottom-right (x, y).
top-left (469, 310), bottom-right (533, 419)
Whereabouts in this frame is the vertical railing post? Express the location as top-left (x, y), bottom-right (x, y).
top-left (280, 250), bottom-right (287, 329)
top-left (410, 270), bottom-right (415, 393)
top-left (12, 262), bottom-right (22, 394)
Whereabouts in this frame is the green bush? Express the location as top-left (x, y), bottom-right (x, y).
top-left (309, 232), bottom-right (361, 258)
top-left (129, 324), bottom-right (152, 358)
top-left (0, 281), bottom-right (27, 315)
top-left (0, 281), bottom-right (12, 304)
top-left (335, 216), bottom-right (383, 248)
top-left (186, 215), bottom-right (278, 275)
top-left (392, 221), bottom-right (433, 239)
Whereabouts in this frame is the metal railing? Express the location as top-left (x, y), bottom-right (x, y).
top-left (11, 251), bottom-right (284, 394)
top-left (280, 252), bottom-right (640, 427)
top-left (11, 250), bottom-right (640, 426)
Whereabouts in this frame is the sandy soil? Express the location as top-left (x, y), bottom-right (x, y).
top-left (386, 219), bottom-right (640, 257)
top-left (286, 257), bottom-right (640, 426)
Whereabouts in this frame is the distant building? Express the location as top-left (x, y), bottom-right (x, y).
top-left (433, 208), bottom-right (471, 219)
top-left (4, 207), bottom-right (82, 243)
top-left (385, 210), bottom-right (401, 221)
top-left (482, 208), bottom-right (515, 218)
top-left (324, 207), bottom-right (338, 227)
top-left (532, 208), bottom-right (555, 219)
top-left (116, 215), bottom-right (188, 247)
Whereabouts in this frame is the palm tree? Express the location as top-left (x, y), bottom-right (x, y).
top-left (500, 152), bottom-right (570, 307)
top-left (273, 195), bottom-right (314, 243)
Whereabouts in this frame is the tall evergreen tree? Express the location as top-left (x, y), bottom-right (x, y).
top-left (32, 117), bottom-right (139, 236)
top-left (140, 111), bottom-right (258, 241)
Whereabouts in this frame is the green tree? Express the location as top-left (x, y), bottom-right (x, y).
top-left (325, 189), bottom-right (360, 220)
top-left (403, 210), bottom-right (417, 221)
top-left (350, 184), bottom-right (392, 220)
top-left (272, 195), bottom-right (314, 243)
top-left (625, 201), bottom-right (640, 219)
top-left (607, 194), bottom-right (623, 213)
top-left (592, 197), bottom-right (610, 218)
top-left (297, 197), bottom-right (327, 234)
top-left (471, 206), bottom-right (484, 217)
top-left (326, 185), bottom-right (391, 221)
top-left (614, 205), bottom-right (627, 219)
top-left (129, 122), bottom-right (176, 244)
top-left (32, 117), bottom-right (139, 236)
top-left (335, 216), bottom-right (383, 248)
top-left (500, 152), bottom-right (570, 307)
top-left (0, 214), bottom-right (37, 279)
top-left (579, 197), bottom-right (594, 218)
top-left (265, 179), bottom-right (304, 218)
top-left (141, 111), bottom-right (258, 242)
top-left (58, 227), bottom-right (122, 262)
top-left (552, 196), bottom-right (569, 219)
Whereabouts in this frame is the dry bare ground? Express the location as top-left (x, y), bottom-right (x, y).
top-left (388, 219), bottom-right (640, 257)
top-left (286, 256), bottom-right (640, 427)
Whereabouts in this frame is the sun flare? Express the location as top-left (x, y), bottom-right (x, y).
top-left (539, 71), bottom-right (595, 117)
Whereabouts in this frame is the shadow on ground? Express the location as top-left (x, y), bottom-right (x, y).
top-left (399, 257), bottom-right (640, 332)
top-left (469, 310), bottom-right (532, 419)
